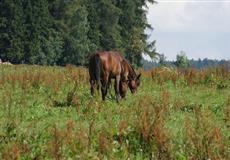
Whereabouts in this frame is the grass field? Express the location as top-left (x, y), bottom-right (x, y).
top-left (0, 65), bottom-right (229, 159)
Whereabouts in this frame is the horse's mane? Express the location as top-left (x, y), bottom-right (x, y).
top-left (125, 60), bottom-right (136, 78)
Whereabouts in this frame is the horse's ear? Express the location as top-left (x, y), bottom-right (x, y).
top-left (137, 73), bottom-right (141, 79)
top-left (128, 74), bottom-right (132, 80)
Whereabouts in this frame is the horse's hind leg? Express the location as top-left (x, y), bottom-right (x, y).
top-left (107, 78), bottom-right (111, 90)
top-left (90, 79), bottom-right (95, 96)
top-left (101, 82), bottom-right (108, 101)
top-left (115, 75), bottom-right (121, 103)
top-left (101, 85), bottom-right (107, 101)
top-left (107, 78), bottom-right (113, 98)
top-left (101, 74), bottom-right (109, 101)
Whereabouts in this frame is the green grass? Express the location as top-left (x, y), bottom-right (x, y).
top-left (0, 65), bottom-right (229, 159)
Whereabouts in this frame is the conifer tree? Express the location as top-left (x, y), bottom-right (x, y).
top-left (0, 0), bottom-right (25, 63)
top-left (23, 0), bottom-right (62, 64)
top-left (117, 0), bottom-right (157, 67)
top-left (0, 0), bottom-right (157, 66)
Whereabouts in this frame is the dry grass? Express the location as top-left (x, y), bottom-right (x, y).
top-left (0, 65), bottom-right (229, 159)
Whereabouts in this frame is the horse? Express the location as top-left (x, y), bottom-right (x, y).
top-left (89, 51), bottom-right (123, 101)
top-left (121, 59), bottom-right (141, 94)
top-left (89, 51), bottom-right (141, 101)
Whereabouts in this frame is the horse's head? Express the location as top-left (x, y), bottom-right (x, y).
top-left (119, 80), bottom-right (128, 98)
top-left (120, 59), bottom-right (141, 95)
top-left (128, 73), bottom-right (141, 94)
top-left (119, 73), bottom-right (141, 98)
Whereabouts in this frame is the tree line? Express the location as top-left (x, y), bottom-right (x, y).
top-left (0, 0), bottom-right (156, 67)
top-left (142, 52), bottom-right (230, 70)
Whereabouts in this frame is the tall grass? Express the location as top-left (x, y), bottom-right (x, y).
top-left (0, 65), bottom-right (229, 159)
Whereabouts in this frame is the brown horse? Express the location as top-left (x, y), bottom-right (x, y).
top-left (89, 51), bottom-right (141, 101)
top-left (119, 59), bottom-right (141, 97)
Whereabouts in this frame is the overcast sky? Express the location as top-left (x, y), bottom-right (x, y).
top-left (146, 0), bottom-right (230, 60)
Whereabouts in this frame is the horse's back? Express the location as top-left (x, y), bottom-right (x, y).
top-left (96, 51), bottom-right (123, 76)
top-left (96, 51), bottom-right (123, 62)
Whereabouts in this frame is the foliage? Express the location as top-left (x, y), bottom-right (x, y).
top-left (0, 0), bottom-right (25, 63)
top-left (0, 0), bottom-right (157, 66)
top-left (0, 65), bottom-right (229, 159)
top-left (175, 51), bottom-right (190, 68)
top-left (158, 54), bottom-right (167, 67)
top-left (142, 57), bottom-right (230, 71)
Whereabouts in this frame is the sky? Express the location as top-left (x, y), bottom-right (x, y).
top-left (145, 0), bottom-right (230, 61)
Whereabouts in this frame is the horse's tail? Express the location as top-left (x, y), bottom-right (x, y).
top-left (89, 53), bottom-right (101, 92)
top-left (94, 54), bottom-right (101, 88)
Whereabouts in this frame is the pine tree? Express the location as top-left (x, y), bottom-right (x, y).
top-left (63, 4), bottom-right (90, 65)
top-left (0, 0), bottom-right (25, 63)
top-left (99, 0), bottom-right (122, 51)
top-left (86, 0), bottom-right (123, 53)
top-left (49, 0), bottom-right (90, 65)
top-left (85, 0), bottom-right (102, 53)
top-left (117, 0), bottom-right (157, 67)
top-left (175, 51), bottom-right (190, 68)
top-left (23, 0), bottom-right (62, 65)
top-left (1, 0), bottom-right (157, 67)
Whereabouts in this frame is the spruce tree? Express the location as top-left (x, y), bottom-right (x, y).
top-left (23, 0), bottom-right (62, 65)
top-left (85, 0), bottom-right (101, 53)
top-left (0, 0), bottom-right (25, 63)
top-left (98, 0), bottom-right (122, 51)
top-left (64, 4), bottom-right (90, 65)
top-left (117, 0), bottom-right (157, 67)
top-left (1, 0), bottom-right (157, 67)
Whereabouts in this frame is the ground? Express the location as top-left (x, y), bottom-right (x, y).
top-left (0, 65), bottom-right (229, 159)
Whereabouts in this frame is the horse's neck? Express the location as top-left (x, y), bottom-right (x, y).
top-left (127, 63), bottom-right (136, 77)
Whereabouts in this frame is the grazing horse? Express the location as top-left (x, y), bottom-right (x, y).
top-left (119, 59), bottom-right (141, 98)
top-left (89, 51), bottom-right (123, 101)
top-left (89, 51), bottom-right (141, 101)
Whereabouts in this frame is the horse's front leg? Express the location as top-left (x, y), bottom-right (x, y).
top-left (115, 75), bottom-right (121, 103)
top-left (107, 78), bottom-right (111, 90)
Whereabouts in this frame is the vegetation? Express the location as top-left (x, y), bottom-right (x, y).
top-left (175, 51), bottom-right (190, 69)
top-left (0, 0), bottom-right (157, 67)
top-left (0, 65), bottom-right (229, 159)
top-left (1, 1), bottom-right (229, 159)
top-left (142, 57), bottom-right (230, 70)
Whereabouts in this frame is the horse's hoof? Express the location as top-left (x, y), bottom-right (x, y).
top-left (116, 98), bottom-right (121, 104)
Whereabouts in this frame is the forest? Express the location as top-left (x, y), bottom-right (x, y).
top-left (0, 0), bottom-right (156, 67)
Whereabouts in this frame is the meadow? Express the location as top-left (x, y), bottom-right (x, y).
top-left (0, 65), bottom-right (229, 160)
